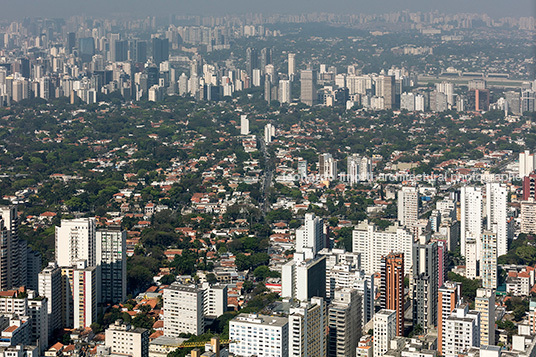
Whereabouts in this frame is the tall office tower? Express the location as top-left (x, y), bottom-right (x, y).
top-left (353, 220), bottom-right (413, 275)
top-left (260, 47), bottom-right (272, 72)
top-left (79, 37), bottom-right (96, 62)
top-left (373, 309), bottom-right (397, 357)
top-left (376, 75), bottom-right (396, 109)
top-left (105, 321), bottom-right (149, 357)
top-left (151, 38), bottom-right (169, 65)
top-left (438, 282), bottom-right (461, 355)
top-left (38, 262), bottom-right (62, 339)
top-left (475, 288), bottom-right (495, 347)
top-left (113, 40), bottom-right (128, 62)
top-left (109, 33), bottom-right (121, 62)
top-left (412, 240), bottom-right (438, 333)
top-left (300, 69), bottom-right (316, 106)
top-left (328, 288), bottom-right (362, 357)
top-left (381, 253), bottom-right (404, 336)
top-left (521, 200), bottom-right (536, 234)
top-left (460, 186), bottom-right (483, 258)
top-left (397, 186), bottom-right (419, 228)
top-left (282, 256), bottom-right (326, 301)
top-left (97, 227), bottom-right (127, 305)
top-left (279, 79), bottom-right (291, 103)
top-left (289, 297), bottom-right (326, 357)
top-left (505, 91), bottom-right (522, 115)
top-left (229, 314), bottom-right (288, 357)
top-left (288, 53), bottom-right (296, 78)
top-left (298, 159), bottom-right (307, 180)
top-left (295, 213), bottom-right (324, 259)
top-left (481, 231), bottom-right (497, 289)
top-left (27, 291), bottom-right (48, 353)
top-left (240, 115), bottom-right (249, 135)
top-left (55, 217), bottom-right (97, 267)
top-left (319, 153), bottom-right (337, 180)
top-left (347, 154), bottom-right (361, 185)
top-left (520, 150), bottom-right (536, 178)
top-left (163, 283), bottom-right (205, 336)
top-left (486, 182), bottom-right (509, 257)
top-left (245, 47), bottom-right (258, 77)
top-left (442, 305), bottom-right (480, 357)
top-left (0, 205), bottom-right (21, 290)
top-left (67, 32), bottom-right (76, 53)
top-left (61, 260), bottom-right (97, 329)
top-left (135, 40), bottom-right (148, 63)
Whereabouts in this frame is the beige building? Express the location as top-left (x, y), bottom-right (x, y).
top-left (105, 320), bottom-right (149, 357)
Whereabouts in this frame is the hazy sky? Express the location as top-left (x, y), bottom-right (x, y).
top-left (1, 0), bottom-right (534, 20)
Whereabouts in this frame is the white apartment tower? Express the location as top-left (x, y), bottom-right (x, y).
top-left (38, 262), bottom-right (62, 339)
top-left (519, 150), bottom-right (536, 178)
top-left (486, 182), bottom-right (509, 257)
top-left (105, 321), bottom-right (149, 357)
top-left (229, 314), bottom-right (289, 357)
top-left (398, 186), bottom-right (419, 228)
top-left (55, 218), bottom-right (97, 267)
top-left (279, 79), bottom-right (291, 103)
top-left (295, 213), bottom-right (324, 259)
top-left (442, 305), bottom-right (480, 357)
top-left (240, 115), bottom-right (249, 135)
top-left (461, 186), bottom-right (483, 259)
top-left (319, 153), bottom-right (337, 180)
top-left (373, 309), bottom-right (397, 357)
top-left (163, 283), bottom-right (205, 336)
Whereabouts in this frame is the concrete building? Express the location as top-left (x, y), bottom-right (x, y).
top-left (519, 150), bottom-right (536, 178)
top-left (105, 320), bottom-right (149, 357)
top-left (38, 262), bottom-right (61, 339)
top-left (520, 200), bottom-right (536, 234)
top-left (373, 309), bottom-right (397, 357)
top-left (201, 283), bottom-right (228, 318)
top-left (61, 260), bottom-right (97, 329)
top-left (229, 314), bottom-right (288, 357)
top-left (281, 255), bottom-right (326, 301)
top-left (295, 213), bottom-right (324, 259)
top-left (486, 182), bottom-right (509, 257)
top-left (319, 153), bottom-right (337, 180)
top-left (279, 79), bottom-right (291, 103)
top-left (240, 115), bottom-right (249, 135)
top-left (460, 186), bottom-right (483, 259)
top-left (438, 282), bottom-right (462, 355)
top-left (55, 218), bottom-right (97, 268)
top-left (475, 288), bottom-right (495, 347)
top-left (289, 297), bottom-right (326, 357)
top-left (381, 253), bottom-right (405, 336)
top-left (328, 289), bottom-right (362, 357)
top-left (481, 231), bottom-right (497, 289)
top-left (96, 227), bottom-right (127, 305)
top-left (412, 240), bottom-right (438, 333)
top-left (163, 284), bottom-right (205, 337)
top-left (398, 187), bottom-right (419, 228)
top-left (300, 69), bottom-right (316, 106)
top-left (353, 220), bottom-right (413, 276)
top-left (442, 305), bottom-right (480, 357)
top-left (0, 206), bottom-right (23, 290)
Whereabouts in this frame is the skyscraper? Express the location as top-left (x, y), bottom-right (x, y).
top-left (328, 288), bottom-right (362, 357)
top-left (397, 186), bottom-right (419, 228)
top-left (438, 282), bottom-right (461, 355)
top-left (486, 182), bottom-right (509, 257)
top-left (260, 47), bottom-right (272, 73)
top-left (373, 309), bottom-right (397, 357)
top-left (295, 213), bottom-right (325, 259)
top-left (279, 79), bottom-right (291, 103)
top-left (245, 47), bottom-right (258, 78)
top-left (519, 150), bottom-right (536, 179)
top-left (381, 253), bottom-right (404, 336)
top-left (55, 218), bottom-right (97, 268)
top-left (0, 205), bottom-right (21, 290)
top-left (460, 186), bottom-right (483, 258)
top-left (376, 75), bottom-right (396, 109)
top-left (289, 297), bottom-right (326, 357)
top-left (300, 69), bottom-right (316, 106)
top-left (163, 284), bottom-right (205, 336)
top-left (152, 38), bottom-right (169, 65)
top-left (319, 153), bottom-right (337, 180)
top-left (412, 240), bottom-right (438, 333)
top-left (282, 256), bottom-right (326, 301)
top-left (475, 288), bottom-right (495, 347)
top-left (288, 53), bottom-right (296, 79)
top-left (347, 154), bottom-right (361, 185)
top-left (38, 262), bottom-right (62, 340)
top-left (97, 227), bottom-right (127, 305)
top-left (481, 230), bottom-right (498, 289)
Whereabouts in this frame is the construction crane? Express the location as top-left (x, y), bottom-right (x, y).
top-left (176, 339), bottom-right (236, 348)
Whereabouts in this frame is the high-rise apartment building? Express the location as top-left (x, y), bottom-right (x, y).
top-left (300, 69), bottom-right (316, 106)
top-left (105, 320), bottom-right (149, 357)
top-left (376, 75), bottom-right (395, 109)
top-left (373, 309), bottom-right (397, 357)
top-left (295, 213), bottom-right (324, 259)
top-left (353, 220), bottom-right (413, 275)
top-left (282, 256), bottom-right (326, 301)
top-left (442, 305), bottom-right (480, 357)
top-left (240, 115), bottom-right (249, 135)
top-left (229, 314), bottom-right (288, 357)
top-left (38, 262), bottom-right (62, 339)
top-left (151, 38), bottom-right (169, 65)
top-left (412, 240), bottom-right (438, 333)
top-left (66, 260), bottom-right (97, 329)
top-left (55, 218), bottom-right (97, 268)
top-left (475, 288), bottom-right (495, 347)
top-left (381, 253), bottom-right (404, 336)
top-left (163, 284), bottom-right (205, 337)
top-left (398, 186), bottom-right (419, 228)
top-left (460, 186), bottom-right (483, 259)
top-left (523, 173), bottom-right (536, 200)
top-left (319, 153), bottom-right (337, 180)
top-left (246, 47), bottom-right (259, 78)
top-left (328, 288), bottom-right (362, 357)
top-left (486, 182), bottom-right (509, 257)
top-left (289, 297), bottom-right (326, 357)
top-left (96, 227), bottom-right (127, 305)
top-left (438, 282), bottom-right (461, 355)
top-left (481, 231), bottom-right (498, 289)
top-left (279, 79), bottom-right (291, 103)
top-left (288, 53), bottom-right (296, 78)
top-left (520, 200), bottom-right (536, 234)
top-left (0, 205), bottom-right (23, 290)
